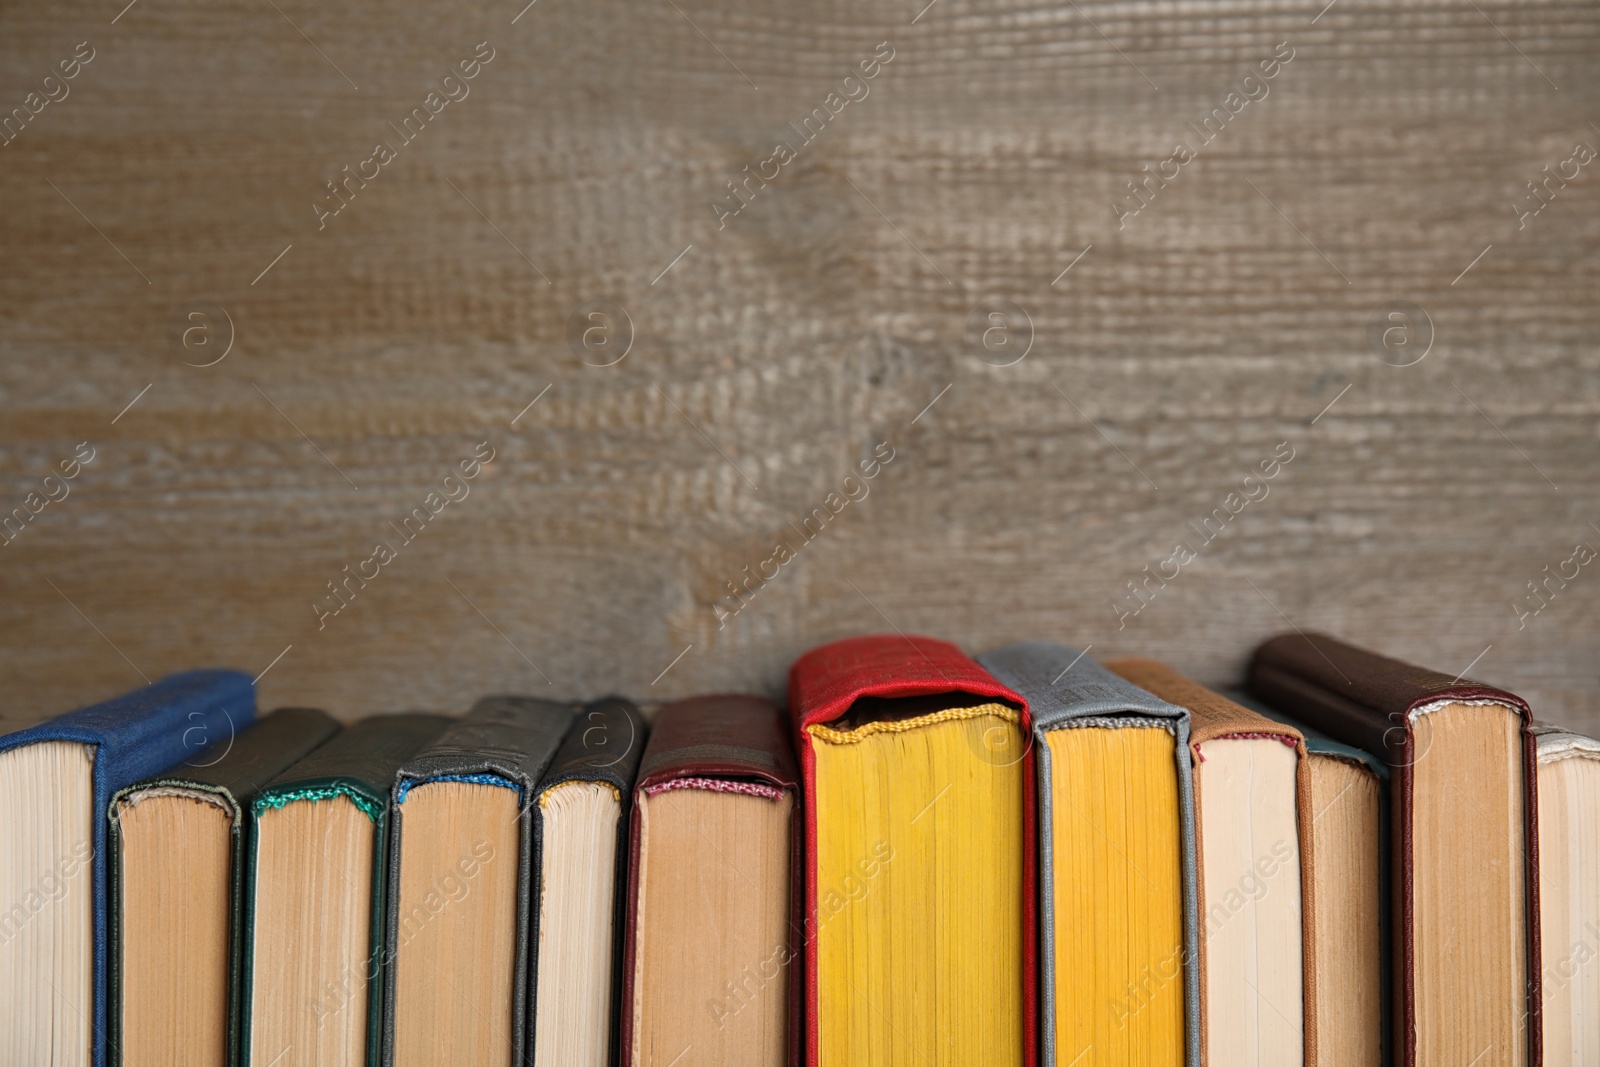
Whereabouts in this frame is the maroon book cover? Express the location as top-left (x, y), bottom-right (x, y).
top-left (617, 694), bottom-right (802, 1067)
top-left (1250, 631), bottom-right (1540, 1067)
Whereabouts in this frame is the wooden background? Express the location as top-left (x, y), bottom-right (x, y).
top-left (0, 0), bottom-right (1596, 729)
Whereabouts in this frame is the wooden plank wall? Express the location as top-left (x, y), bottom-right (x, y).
top-left (0, 0), bottom-right (1595, 728)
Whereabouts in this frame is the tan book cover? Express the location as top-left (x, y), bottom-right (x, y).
top-left (1109, 658), bottom-right (1316, 1067)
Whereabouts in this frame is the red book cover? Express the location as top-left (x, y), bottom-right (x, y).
top-left (788, 634), bottom-right (1037, 1067)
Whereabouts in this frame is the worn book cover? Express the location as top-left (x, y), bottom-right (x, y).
top-left (528, 696), bottom-right (648, 1067)
top-left (241, 712), bottom-right (450, 1067)
top-left (980, 641), bottom-right (1197, 1067)
top-left (381, 696), bottom-right (577, 1067)
top-left (1250, 632), bottom-right (1539, 1067)
top-left (793, 635), bottom-right (1034, 1067)
top-left (619, 694), bottom-right (800, 1067)
top-left (0, 670), bottom-right (254, 1067)
top-left (1111, 658), bottom-right (1312, 1067)
top-left (109, 706), bottom-right (340, 1067)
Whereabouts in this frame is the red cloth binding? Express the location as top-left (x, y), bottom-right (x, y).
top-left (787, 633), bottom-right (1037, 1067)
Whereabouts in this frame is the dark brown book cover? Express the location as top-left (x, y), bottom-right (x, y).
top-left (1249, 632), bottom-right (1539, 1067)
top-left (618, 694), bottom-right (802, 1067)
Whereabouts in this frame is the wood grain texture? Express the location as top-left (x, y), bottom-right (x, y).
top-left (0, 0), bottom-right (1595, 730)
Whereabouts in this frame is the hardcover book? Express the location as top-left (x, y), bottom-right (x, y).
top-left (978, 642), bottom-right (1195, 1067)
top-left (795, 635), bottom-right (1033, 1067)
top-left (380, 696), bottom-right (577, 1067)
top-left (1242, 688), bottom-right (1388, 1067)
top-left (1531, 721), bottom-right (1600, 1063)
top-left (1110, 659), bottom-right (1311, 1067)
top-left (241, 713), bottom-right (451, 1067)
top-left (619, 694), bottom-right (800, 1067)
top-left (0, 670), bottom-right (255, 1067)
top-left (528, 697), bottom-right (648, 1067)
top-left (1249, 632), bottom-right (1540, 1067)
top-left (109, 706), bottom-right (341, 1067)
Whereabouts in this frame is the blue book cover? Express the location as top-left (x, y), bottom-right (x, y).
top-left (0, 669), bottom-right (255, 1067)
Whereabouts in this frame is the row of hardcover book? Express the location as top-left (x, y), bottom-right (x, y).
top-left (0, 630), bottom-right (1588, 1066)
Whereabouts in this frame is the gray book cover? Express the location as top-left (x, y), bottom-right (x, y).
top-left (979, 641), bottom-right (1200, 1067)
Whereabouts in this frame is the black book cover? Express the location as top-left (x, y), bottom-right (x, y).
top-left (527, 696), bottom-right (648, 1067)
top-left (241, 712), bottom-right (452, 1067)
top-left (380, 696), bottom-right (578, 1067)
top-left (107, 706), bottom-right (341, 1067)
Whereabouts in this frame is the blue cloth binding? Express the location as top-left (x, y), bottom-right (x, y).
top-left (0, 669), bottom-right (255, 1067)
